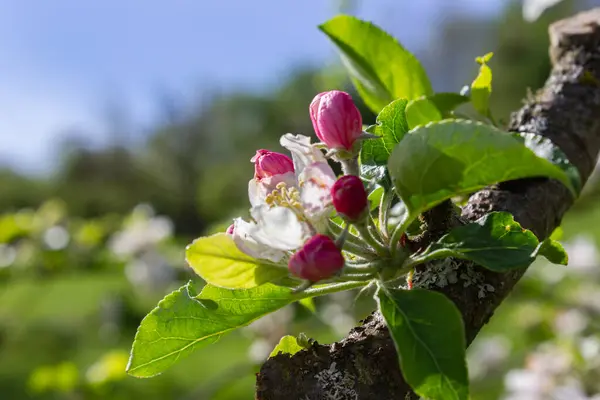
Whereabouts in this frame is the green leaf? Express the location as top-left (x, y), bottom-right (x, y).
top-left (513, 132), bottom-right (582, 194)
top-left (127, 281), bottom-right (366, 378)
top-left (388, 120), bottom-right (578, 219)
top-left (471, 53), bottom-right (493, 116)
top-left (319, 15), bottom-right (432, 113)
top-left (185, 233), bottom-right (288, 289)
top-left (406, 98), bottom-right (442, 130)
top-left (376, 287), bottom-right (468, 400)
top-left (427, 93), bottom-right (470, 117)
top-left (360, 99), bottom-right (409, 187)
top-left (536, 238), bottom-right (568, 265)
top-left (362, 99), bottom-right (409, 164)
top-left (127, 282), bottom-right (296, 378)
top-left (360, 164), bottom-right (391, 189)
top-left (269, 335), bottom-right (304, 358)
top-left (414, 212), bottom-right (542, 272)
top-left (368, 186), bottom-right (384, 211)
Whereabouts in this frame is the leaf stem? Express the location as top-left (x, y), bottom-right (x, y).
top-left (403, 249), bottom-right (455, 270)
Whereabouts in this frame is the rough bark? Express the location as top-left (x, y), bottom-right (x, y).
top-left (256, 8), bottom-right (600, 400)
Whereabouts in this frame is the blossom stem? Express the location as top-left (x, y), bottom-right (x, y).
top-left (328, 221), bottom-right (376, 258)
top-left (298, 281), bottom-right (367, 298)
top-left (328, 220), bottom-right (361, 243)
top-left (368, 215), bottom-right (387, 246)
top-left (343, 264), bottom-right (380, 274)
top-left (378, 190), bottom-right (393, 241)
top-left (336, 273), bottom-right (376, 282)
top-left (353, 221), bottom-right (389, 256)
top-left (343, 243), bottom-right (378, 259)
top-left (340, 157), bottom-right (360, 176)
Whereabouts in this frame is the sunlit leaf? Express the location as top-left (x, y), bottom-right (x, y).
top-left (471, 53), bottom-right (493, 117)
top-left (360, 99), bottom-right (408, 187)
top-left (186, 233), bottom-right (288, 289)
top-left (376, 287), bottom-right (468, 400)
top-left (406, 98), bottom-right (442, 129)
top-left (320, 15), bottom-right (432, 113)
top-left (127, 281), bottom-right (366, 377)
top-left (127, 283), bottom-right (296, 377)
top-left (269, 335), bottom-right (304, 358)
top-left (388, 120), bottom-right (577, 219)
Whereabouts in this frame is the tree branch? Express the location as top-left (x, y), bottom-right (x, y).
top-left (255, 8), bottom-right (600, 400)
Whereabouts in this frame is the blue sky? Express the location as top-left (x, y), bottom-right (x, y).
top-left (0, 0), bottom-right (502, 174)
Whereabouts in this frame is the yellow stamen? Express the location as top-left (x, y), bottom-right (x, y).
top-left (266, 182), bottom-right (305, 219)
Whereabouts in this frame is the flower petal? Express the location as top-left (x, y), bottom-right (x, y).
top-left (247, 172), bottom-right (296, 207)
top-left (280, 134), bottom-right (327, 174)
top-left (249, 205), bottom-right (308, 250)
top-left (232, 218), bottom-right (286, 262)
top-left (299, 162), bottom-right (336, 232)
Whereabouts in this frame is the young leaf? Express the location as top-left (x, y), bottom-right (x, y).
top-left (319, 15), bottom-right (432, 113)
top-left (476, 52), bottom-right (493, 64)
top-left (471, 53), bottom-right (493, 117)
top-left (186, 233), bottom-right (288, 289)
top-left (412, 212), bottom-right (542, 272)
top-left (387, 120), bottom-right (578, 219)
top-left (406, 98), bottom-right (442, 129)
top-left (127, 283), bottom-right (296, 378)
top-left (269, 335), bottom-right (304, 358)
top-left (360, 99), bottom-right (408, 186)
top-left (376, 287), bottom-right (468, 400)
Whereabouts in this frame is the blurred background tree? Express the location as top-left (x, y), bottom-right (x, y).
top-left (2, 0), bottom-right (600, 399)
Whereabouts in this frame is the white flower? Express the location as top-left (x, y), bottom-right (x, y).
top-left (281, 133), bottom-right (336, 232)
top-left (233, 206), bottom-right (308, 262)
top-left (232, 134), bottom-right (336, 262)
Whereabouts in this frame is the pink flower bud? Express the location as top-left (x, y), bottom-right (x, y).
top-left (251, 149), bottom-right (294, 180)
top-left (226, 224), bottom-right (235, 235)
top-left (331, 175), bottom-right (368, 221)
top-left (310, 90), bottom-right (363, 151)
top-left (288, 234), bottom-right (344, 282)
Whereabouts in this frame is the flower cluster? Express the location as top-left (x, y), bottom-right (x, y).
top-left (228, 90), bottom-right (372, 283)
